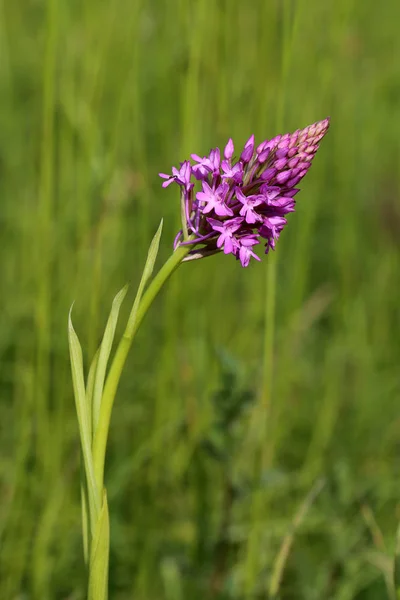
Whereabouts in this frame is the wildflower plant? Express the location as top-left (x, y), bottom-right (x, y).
top-left (160, 118), bottom-right (330, 266)
top-left (68, 118), bottom-right (330, 599)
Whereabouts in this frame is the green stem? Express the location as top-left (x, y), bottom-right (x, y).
top-left (92, 243), bottom-right (192, 500)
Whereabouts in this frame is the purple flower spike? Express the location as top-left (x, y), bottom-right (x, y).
top-left (159, 117), bottom-right (330, 266)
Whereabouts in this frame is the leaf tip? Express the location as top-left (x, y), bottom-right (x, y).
top-left (68, 301), bottom-right (76, 329)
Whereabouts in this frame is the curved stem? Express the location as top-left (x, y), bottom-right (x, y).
top-left (92, 243), bottom-right (192, 500)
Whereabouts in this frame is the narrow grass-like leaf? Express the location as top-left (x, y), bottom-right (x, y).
top-left (88, 490), bottom-right (110, 600)
top-left (68, 308), bottom-right (99, 527)
top-left (93, 232), bottom-right (189, 499)
top-left (86, 348), bottom-right (100, 443)
top-left (80, 348), bottom-right (100, 563)
top-left (80, 457), bottom-right (90, 564)
top-left (125, 219), bottom-right (163, 338)
top-left (269, 478), bottom-right (325, 599)
top-left (92, 286), bottom-right (128, 432)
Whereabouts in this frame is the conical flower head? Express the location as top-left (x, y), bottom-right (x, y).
top-left (159, 117), bottom-right (330, 267)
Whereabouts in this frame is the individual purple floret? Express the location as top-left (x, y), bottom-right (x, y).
top-left (196, 181), bottom-right (233, 217)
top-left (159, 118), bottom-right (330, 267)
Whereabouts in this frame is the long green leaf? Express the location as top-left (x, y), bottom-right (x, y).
top-left (92, 286), bottom-right (128, 433)
top-left (68, 309), bottom-right (99, 529)
top-left (86, 347), bottom-right (100, 443)
top-left (88, 490), bottom-right (110, 600)
top-left (125, 219), bottom-right (163, 338)
top-left (80, 455), bottom-right (90, 565)
top-left (80, 348), bottom-right (100, 563)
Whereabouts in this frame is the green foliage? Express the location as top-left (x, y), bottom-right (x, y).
top-left (68, 310), bottom-right (99, 530)
top-left (69, 220), bottom-right (166, 596)
top-left (124, 218), bottom-right (163, 339)
top-left (92, 285), bottom-right (128, 433)
top-left (1, 0), bottom-right (400, 598)
top-left (89, 491), bottom-right (110, 600)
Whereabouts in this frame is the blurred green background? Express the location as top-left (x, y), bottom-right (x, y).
top-left (1, 0), bottom-right (400, 598)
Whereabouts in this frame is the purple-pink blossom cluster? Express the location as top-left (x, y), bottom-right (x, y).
top-left (159, 118), bottom-right (330, 267)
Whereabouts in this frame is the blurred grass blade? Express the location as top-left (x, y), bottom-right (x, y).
top-left (125, 219), bottom-right (163, 338)
top-left (88, 490), bottom-right (110, 600)
top-left (68, 308), bottom-right (99, 527)
top-left (92, 286), bottom-right (128, 432)
top-left (269, 478), bottom-right (325, 599)
top-left (394, 522), bottom-right (400, 597)
top-left (161, 557), bottom-right (183, 600)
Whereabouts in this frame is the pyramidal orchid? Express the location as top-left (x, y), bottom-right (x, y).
top-left (159, 118), bottom-right (330, 266)
top-left (69, 117), bottom-right (330, 600)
